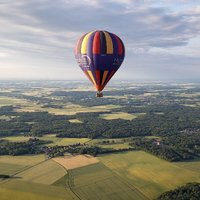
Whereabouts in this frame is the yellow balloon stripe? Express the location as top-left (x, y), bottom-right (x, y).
top-left (81, 32), bottom-right (93, 54)
top-left (87, 70), bottom-right (96, 85)
top-left (103, 31), bottom-right (113, 54)
top-left (101, 70), bottom-right (109, 85)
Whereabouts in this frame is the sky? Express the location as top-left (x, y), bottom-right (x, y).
top-left (0, 0), bottom-right (200, 80)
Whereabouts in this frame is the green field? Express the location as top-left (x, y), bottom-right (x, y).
top-left (99, 151), bottom-right (200, 199)
top-left (66, 163), bottom-right (147, 200)
top-left (40, 134), bottom-right (90, 146)
top-left (15, 159), bottom-right (66, 184)
top-left (97, 142), bottom-right (131, 149)
top-left (2, 135), bottom-right (90, 146)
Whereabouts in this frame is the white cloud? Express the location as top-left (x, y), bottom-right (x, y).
top-left (0, 0), bottom-right (200, 79)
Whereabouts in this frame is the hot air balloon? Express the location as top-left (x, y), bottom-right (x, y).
top-left (74, 30), bottom-right (125, 97)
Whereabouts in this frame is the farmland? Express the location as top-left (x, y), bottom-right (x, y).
top-left (99, 151), bottom-right (200, 199)
top-left (0, 155), bottom-right (45, 175)
top-left (1, 80), bottom-right (200, 199)
top-left (0, 180), bottom-right (77, 200)
top-left (67, 163), bottom-right (148, 200)
top-left (100, 112), bottom-right (145, 120)
top-left (14, 159), bottom-right (66, 184)
top-left (2, 135), bottom-right (90, 146)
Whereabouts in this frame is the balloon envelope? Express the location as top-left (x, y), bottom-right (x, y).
top-left (74, 30), bottom-right (125, 92)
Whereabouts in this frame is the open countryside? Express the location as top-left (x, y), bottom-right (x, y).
top-left (0, 81), bottom-right (200, 200)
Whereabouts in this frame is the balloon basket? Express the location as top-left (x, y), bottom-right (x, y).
top-left (96, 92), bottom-right (103, 98)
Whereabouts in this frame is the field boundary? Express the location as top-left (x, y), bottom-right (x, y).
top-left (0, 155), bottom-right (47, 185)
top-left (51, 159), bottom-right (81, 200)
top-left (100, 162), bottom-right (150, 200)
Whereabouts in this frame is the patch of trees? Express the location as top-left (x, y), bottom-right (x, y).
top-left (162, 129), bottom-right (200, 159)
top-left (0, 106), bottom-right (16, 115)
top-left (130, 138), bottom-right (183, 162)
top-left (0, 120), bottom-right (30, 136)
top-left (157, 183), bottom-right (200, 200)
top-left (130, 129), bottom-right (200, 162)
top-left (43, 143), bottom-right (135, 158)
top-left (0, 138), bottom-right (51, 156)
top-left (57, 104), bottom-right (200, 138)
top-left (1, 103), bottom-right (200, 141)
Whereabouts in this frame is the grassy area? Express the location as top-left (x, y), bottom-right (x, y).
top-left (41, 134), bottom-right (90, 146)
top-left (2, 134), bottom-right (90, 146)
top-left (97, 143), bottom-right (131, 149)
top-left (67, 163), bottom-right (147, 200)
top-left (88, 138), bottom-right (132, 149)
top-left (0, 180), bottom-right (77, 200)
top-left (15, 159), bottom-right (66, 185)
top-left (99, 151), bottom-right (200, 199)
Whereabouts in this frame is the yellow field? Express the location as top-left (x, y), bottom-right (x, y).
top-left (1, 136), bottom-right (30, 142)
top-left (175, 160), bottom-right (200, 174)
top-left (0, 154), bottom-right (46, 176)
top-left (45, 104), bottom-right (122, 115)
top-left (99, 151), bottom-right (200, 199)
top-left (100, 112), bottom-right (145, 120)
top-left (68, 119), bottom-right (83, 123)
top-left (15, 159), bottom-right (66, 184)
top-left (0, 154), bottom-right (45, 166)
top-left (15, 101), bottom-right (122, 115)
top-left (0, 97), bottom-right (27, 107)
top-left (0, 180), bottom-right (77, 200)
top-left (53, 155), bottom-right (99, 170)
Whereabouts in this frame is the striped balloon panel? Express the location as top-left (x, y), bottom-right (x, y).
top-left (75, 30), bottom-right (125, 92)
top-left (75, 31), bottom-right (125, 55)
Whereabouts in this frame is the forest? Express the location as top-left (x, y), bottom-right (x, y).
top-left (157, 183), bottom-right (200, 200)
top-left (1, 104), bottom-right (200, 139)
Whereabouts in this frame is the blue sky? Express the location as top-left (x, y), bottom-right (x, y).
top-left (0, 0), bottom-right (200, 80)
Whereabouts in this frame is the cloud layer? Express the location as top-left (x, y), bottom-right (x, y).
top-left (0, 0), bottom-right (200, 80)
